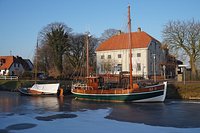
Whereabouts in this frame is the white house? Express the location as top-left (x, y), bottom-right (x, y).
top-left (96, 29), bottom-right (167, 79)
top-left (0, 56), bottom-right (32, 76)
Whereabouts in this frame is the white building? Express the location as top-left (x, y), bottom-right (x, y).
top-left (96, 30), bottom-right (167, 79)
top-left (0, 56), bottom-right (33, 76)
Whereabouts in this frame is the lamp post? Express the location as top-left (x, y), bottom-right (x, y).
top-left (142, 65), bottom-right (145, 78)
top-left (163, 65), bottom-right (166, 80)
top-left (152, 54), bottom-right (156, 82)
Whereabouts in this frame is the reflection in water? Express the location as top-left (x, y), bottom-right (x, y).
top-left (70, 99), bottom-right (200, 128)
top-left (0, 92), bottom-right (67, 114)
top-left (0, 92), bottom-right (20, 112)
top-left (0, 92), bottom-right (200, 128)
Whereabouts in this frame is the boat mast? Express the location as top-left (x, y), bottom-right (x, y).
top-left (35, 40), bottom-right (38, 84)
top-left (128, 5), bottom-right (133, 89)
top-left (86, 32), bottom-right (90, 77)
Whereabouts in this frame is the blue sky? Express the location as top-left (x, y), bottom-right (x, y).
top-left (0, 0), bottom-right (200, 60)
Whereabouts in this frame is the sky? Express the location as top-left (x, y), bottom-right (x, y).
top-left (0, 0), bottom-right (200, 60)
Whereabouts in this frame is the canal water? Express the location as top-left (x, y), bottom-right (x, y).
top-left (0, 91), bottom-right (200, 133)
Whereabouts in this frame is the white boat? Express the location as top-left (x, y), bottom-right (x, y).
top-left (19, 83), bottom-right (60, 96)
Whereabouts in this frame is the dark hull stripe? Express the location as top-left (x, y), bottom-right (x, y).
top-left (73, 90), bottom-right (164, 102)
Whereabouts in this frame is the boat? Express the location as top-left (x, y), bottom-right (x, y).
top-left (19, 83), bottom-right (60, 96)
top-left (18, 41), bottom-right (62, 96)
top-left (71, 5), bottom-right (167, 102)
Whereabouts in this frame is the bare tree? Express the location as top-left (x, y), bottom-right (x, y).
top-left (162, 19), bottom-right (200, 80)
top-left (101, 59), bottom-right (116, 74)
top-left (67, 34), bottom-right (98, 76)
top-left (100, 28), bottom-right (120, 42)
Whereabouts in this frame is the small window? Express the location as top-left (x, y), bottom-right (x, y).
top-left (118, 54), bottom-right (121, 58)
top-left (108, 55), bottom-right (111, 59)
top-left (137, 53), bottom-right (141, 57)
top-left (101, 55), bottom-right (104, 59)
top-left (137, 63), bottom-right (141, 71)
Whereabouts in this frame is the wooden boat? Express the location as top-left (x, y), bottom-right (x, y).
top-left (19, 83), bottom-right (60, 96)
top-left (18, 41), bottom-right (62, 96)
top-left (71, 77), bottom-right (167, 102)
top-left (71, 5), bottom-right (167, 102)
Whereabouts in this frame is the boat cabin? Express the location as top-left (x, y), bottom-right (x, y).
top-left (86, 76), bottom-right (99, 90)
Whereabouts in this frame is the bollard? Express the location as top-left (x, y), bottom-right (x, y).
top-left (59, 88), bottom-right (64, 97)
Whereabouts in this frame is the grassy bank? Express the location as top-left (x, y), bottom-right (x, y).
top-left (0, 80), bottom-right (72, 92)
top-left (167, 82), bottom-right (200, 99)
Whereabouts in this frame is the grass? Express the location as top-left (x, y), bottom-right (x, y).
top-left (168, 82), bottom-right (200, 99)
top-left (175, 82), bottom-right (200, 99)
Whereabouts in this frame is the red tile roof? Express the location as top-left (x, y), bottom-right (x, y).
top-left (0, 56), bottom-right (15, 70)
top-left (96, 31), bottom-right (159, 51)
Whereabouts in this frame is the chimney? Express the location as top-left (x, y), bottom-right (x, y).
top-left (117, 30), bottom-right (122, 35)
top-left (137, 27), bottom-right (141, 32)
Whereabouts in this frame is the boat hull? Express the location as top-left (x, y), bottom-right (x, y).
top-left (72, 82), bottom-right (167, 102)
top-left (18, 83), bottom-right (60, 96)
top-left (18, 88), bottom-right (57, 96)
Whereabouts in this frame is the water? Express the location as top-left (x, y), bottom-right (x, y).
top-left (0, 91), bottom-right (200, 133)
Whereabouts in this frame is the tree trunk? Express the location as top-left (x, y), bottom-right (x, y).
top-left (190, 56), bottom-right (197, 80)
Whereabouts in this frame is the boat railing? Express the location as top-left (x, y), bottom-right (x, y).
top-left (72, 82), bottom-right (94, 90)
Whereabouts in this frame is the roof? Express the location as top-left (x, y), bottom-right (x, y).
top-left (96, 31), bottom-right (159, 51)
top-left (16, 56), bottom-right (33, 71)
top-left (0, 56), bottom-right (16, 70)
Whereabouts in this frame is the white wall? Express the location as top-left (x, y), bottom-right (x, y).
top-left (96, 40), bottom-right (166, 79)
top-left (147, 40), bottom-right (165, 77)
top-left (96, 48), bottom-right (148, 77)
top-left (8, 63), bottom-right (24, 76)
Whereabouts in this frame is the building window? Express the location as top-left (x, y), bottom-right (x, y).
top-left (137, 63), bottom-right (141, 71)
top-left (114, 64), bottom-right (122, 73)
top-left (118, 54), bottom-right (121, 58)
top-left (117, 64), bottom-right (122, 71)
top-left (101, 55), bottom-right (104, 59)
top-left (137, 53), bottom-right (141, 57)
top-left (100, 64), bottom-right (105, 73)
top-left (108, 55), bottom-right (111, 59)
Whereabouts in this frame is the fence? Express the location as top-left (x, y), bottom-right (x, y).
top-left (0, 76), bottom-right (18, 80)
